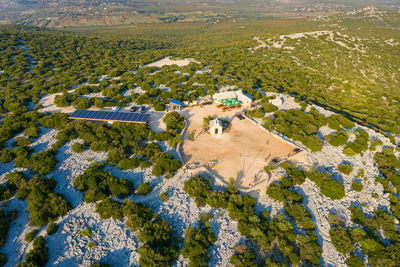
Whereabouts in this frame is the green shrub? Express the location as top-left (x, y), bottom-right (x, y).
top-left (327, 117), bottom-right (341, 130)
top-left (339, 116), bottom-right (355, 129)
top-left (343, 129), bottom-right (369, 156)
top-left (265, 258), bottom-right (286, 267)
top-left (136, 183), bottom-right (152, 195)
top-left (299, 102), bottom-right (307, 111)
top-left (369, 138), bottom-right (382, 151)
top-left (163, 111), bottom-right (184, 133)
top-left (24, 236), bottom-right (49, 266)
top-left (71, 142), bottom-right (86, 153)
top-left (247, 108), bottom-right (264, 118)
top-left (33, 104), bottom-right (44, 111)
top-left (159, 192), bottom-right (169, 202)
top-left (266, 182), bottom-right (303, 203)
top-left (26, 177), bottom-right (71, 226)
top-left (90, 141), bottom-right (108, 152)
top-left (280, 162), bottom-right (306, 185)
top-left (88, 242), bottom-right (97, 248)
top-left (329, 114), bottom-right (354, 129)
top-left (1, 148), bottom-right (15, 163)
top-left (0, 209), bottom-right (10, 248)
top-left (23, 127), bottom-right (40, 139)
top-left (139, 160), bottom-right (152, 169)
top-left (25, 229), bottom-right (39, 242)
top-left (5, 171), bottom-right (29, 199)
top-left (266, 108), bottom-right (326, 152)
top-left (227, 194), bottom-right (256, 221)
top-left (0, 177), bottom-right (17, 201)
top-left (152, 153), bottom-right (181, 177)
top-left (73, 165), bottom-right (134, 202)
top-left (46, 223), bottom-right (58, 235)
top-left (203, 115), bottom-right (214, 131)
top-left (96, 198), bottom-right (124, 220)
top-left (326, 131), bottom-right (348, 147)
top-left (183, 175), bottom-right (212, 207)
top-left (72, 97), bottom-right (90, 109)
top-left (117, 158), bottom-right (141, 170)
top-left (338, 163), bottom-right (353, 175)
top-left (12, 137), bottom-right (32, 147)
top-left (137, 219), bottom-right (179, 266)
top-left (123, 200), bottom-right (155, 231)
top-left (39, 113), bottom-right (70, 130)
top-left (29, 150), bottom-right (58, 175)
top-left (343, 146), bottom-right (356, 157)
top-left (346, 255), bottom-right (365, 267)
top-left (89, 263), bottom-right (110, 267)
top-left (0, 253), bottom-right (6, 267)
top-left (306, 168), bottom-right (345, 200)
top-left (321, 179), bottom-right (345, 200)
top-left (181, 220), bottom-right (216, 267)
top-left (350, 206), bottom-right (366, 225)
top-left (351, 181), bottom-right (363, 192)
top-left (360, 238), bottom-right (384, 256)
top-left (296, 232), bottom-right (322, 265)
top-left (350, 227), bottom-right (366, 243)
top-left (80, 228), bottom-right (93, 237)
top-left (106, 147), bottom-right (130, 166)
top-left (206, 191), bottom-right (230, 209)
top-left (56, 129), bottom-right (77, 142)
top-left (229, 243), bottom-right (257, 267)
top-left (88, 242), bottom-right (97, 249)
top-left (190, 130), bottom-right (196, 141)
top-left (54, 94), bottom-right (71, 107)
top-left (303, 135), bottom-right (323, 152)
top-left (52, 140), bottom-right (66, 149)
top-left (329, 226), bottom-right (355, 255)
top-left (374, 148), bottom-right (400, 192)
top-left (262, 103), bottom-right (278, 113)
top-left (284, 203), bottom-right (315, 230)
top-left (154, 102), bottom-right (165, 111)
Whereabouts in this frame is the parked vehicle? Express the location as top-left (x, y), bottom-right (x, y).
top-left (140, 106), bottom-right (146, 113)
top-left (130, 106), bottom-right (138, 112)
top-left (235, 113), bottom-right (245, 120)
top-left (112, 106), bottom-right (121, 112)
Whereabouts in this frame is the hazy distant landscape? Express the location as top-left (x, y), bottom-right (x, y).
top-left (1, 0), bottom-right (400, 28)
top-left (0, 1), bottom-right (400, 267)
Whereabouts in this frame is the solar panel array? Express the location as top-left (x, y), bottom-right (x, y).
top-left (69, 110), bottom-right (150, 123)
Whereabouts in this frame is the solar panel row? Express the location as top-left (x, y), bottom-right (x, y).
top-left (69, 110), bottom-right (150, 123)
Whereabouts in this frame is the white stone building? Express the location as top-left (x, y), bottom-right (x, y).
top-left (210, 119), bottom-right (223, 136)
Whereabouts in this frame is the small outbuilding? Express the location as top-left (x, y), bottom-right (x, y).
top-left (210, 118), bottom-right (223, 136)
top-left (212, 90), bottom-right (253, 107)
top-left (169, 99), bottom-right (182, 111)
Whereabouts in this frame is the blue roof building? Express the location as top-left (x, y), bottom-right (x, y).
top-left (169, 99), bottom-right (183, 111)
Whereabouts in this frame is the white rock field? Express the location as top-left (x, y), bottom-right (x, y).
top-left (0, 90), bottom-right (397, 267)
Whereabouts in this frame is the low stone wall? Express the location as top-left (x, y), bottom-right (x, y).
top-left (176, 118), bottom-right (188, 165)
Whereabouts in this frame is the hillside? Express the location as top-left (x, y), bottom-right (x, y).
top-left (2, 0), bottom-right (400, 28)
top-left (0, 7), bottom-right (400, 267)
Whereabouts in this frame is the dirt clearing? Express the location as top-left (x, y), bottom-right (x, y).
top-left (181, 104), bottom-right (297, 188)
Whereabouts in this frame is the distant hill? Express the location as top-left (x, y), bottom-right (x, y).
top-left (1, 0), bottom-right (399, 28)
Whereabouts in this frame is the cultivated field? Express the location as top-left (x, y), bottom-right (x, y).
top-left (181, 104), bottom-right (297, 188)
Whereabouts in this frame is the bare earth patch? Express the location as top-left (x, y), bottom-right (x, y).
top-left (181, 104), bottom-right (296, 188)
top-left (145, 57), bottom-right (199, 68)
